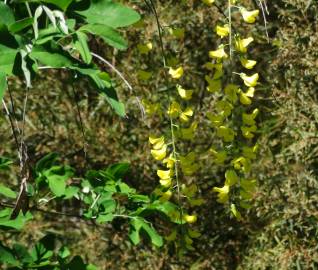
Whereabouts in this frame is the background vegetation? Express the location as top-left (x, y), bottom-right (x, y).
top-left (0, 0), bottom-right (317, 269)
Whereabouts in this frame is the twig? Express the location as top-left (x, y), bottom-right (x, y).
top-left (91, 52), bottom-right (132, 91)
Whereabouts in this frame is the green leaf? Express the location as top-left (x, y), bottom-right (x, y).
top-left (96, 213), bottom-right (114, 224)
top-left (35, 152), bottom-right (59, 174)
top-left (74, 31), bottom-right (92, 64)
top-left (9, 17), bottom-right (34, 33)
top-left (0, 210), bottom-right (33, 230)
top-left (68, 255), bottom-right (86, 270)
top-left (0, 184), bottom-right (16, 199)
top-left (74, 67), bottom-right (126, 117)
top-left (106, 163), bottom-right (130, 179)
top-left (0, 72), bottom-right (7, 101)
top-left (43, 0), bottom-right (74, 10)
top-left (43, 165), bottom-right (74, 197)
top-left (76, 0), bottom-right (140, 28)
top-left (0, 25), bottom-right (19, 75)
top-left (79, 24), bottom-right (127, 50)
top-left (129, 218), bottom-right (163, 247)
top-left (30, 46), bottom-right (74, 68)
top-left (0, 243), bottom-right (19, 266)
top-left (0, 3), bottom-right (15, 26)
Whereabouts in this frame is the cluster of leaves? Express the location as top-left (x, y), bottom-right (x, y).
top-left (0, 0), bottom-right (141, 116)
top-left (0, 153), bottom-right (185, 248)
top-left (0, 234), bottom-right (98, 269)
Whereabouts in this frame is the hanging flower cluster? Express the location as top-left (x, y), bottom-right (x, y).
top-left (204, 1), bottom-right (261, 219)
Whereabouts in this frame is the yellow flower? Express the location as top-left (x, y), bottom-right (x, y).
top-left (205, 75), bottom-right (222, 92)
top-left (240, 8), bottom-right (259, 24)
top-left (160, 178), bottom-right (172, 188)
top-left (177, 85), bottom-right (193, 100)
top-left (232, 157), bottom-right (251, 173)
top-left (183, 214), bottom-right (197, 224)
top-left (241, 125), bottom-right (257, 139)
top-left (225, 169), bottom-right (239, 186)
top-left (230, 203), bottom-right (242, 220)
top-left (235, 37), bottom-right (254, 53)
top-left (149, 135), bottom-right (165, 149)
top-left (213, 185), bottom-right (229, 203)
top-left (240, 57), bottom-right (257, 69)
top-left (239, 87), bottom-right (255, 105)
top-left (167, 101), bottom-right (181, 118)
top-left (240, 73), bottom-right (259, 87)
top-left (209, 45), bottom-right (228, 59)
top-left (179, 121), bottom-right (198, 140)
top-left (137, 42), bottom-right (153, 54)
top-left (180, 107), bottom-right (194, 122)
top-left (169, 27), bottom-right (185, 39)
top-left (224, 84), bottom-right (239, 103)
top-left (157, 169), bottom-right (173, 180)
top-left (163, 155), bottom-right (175, 169)
top-left (137, 70), bottom-right (152, 81)
top-left (169, 66), bottom-right (184, 79)
top-left (151, 144), bottom-right (167, 160)
top-left (207, 113), bottom-right (224, 127)
top-left (215, 24), bottom-right (230, 38)
top-left (209, 148), bottom-right (227, 164)
top-left (217, 126), bottom-right (236, 142)
top-left (202, 0), bottom-right (215, 5)
top-left (242, 108), bottom-right (259, 125)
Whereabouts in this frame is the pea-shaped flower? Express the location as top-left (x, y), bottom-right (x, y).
top-left (169, 66), bottom-right (184, 79)
top-left (240, 73), bottom-right (259, 87)
top-left (215, 24), bottom-right (230, 38)
top-left (213, 185), bottom-right (230, 203)
top-left (177, 85), bottom-right (194, 100)
top-left (240, 8), bottom-right (260, 24)
top-left (217, 126), bottom-right (236, 142)
top-left (235, 37), bottom-right (254, 53)
top-left (240, 57), bottom-right (257, 69)
top-left (209, 45), bottom-right (228, 59)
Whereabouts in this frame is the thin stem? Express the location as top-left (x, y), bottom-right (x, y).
top-left (228, 0), bottom-right (233, 59)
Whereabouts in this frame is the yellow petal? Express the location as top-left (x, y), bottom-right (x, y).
top-left (213, 185), bottom-right (230, 203)
top-left (235, 37), bottom-right (254, 53)
top-left (160, 178), bottom-right (172, 188)
top-left (241, 125), bottom-right (257, 139)
top-left (151, 145), bottom-right (167, 160)
top-left (183, 214), bottom-right (197, 224)
top-left (163, 155), bottom-right (176, 169)
top-left (180, 107), bottom-right (194, 122)
top-left (157, 169), bottom-right (172, 180)
top-left (209, 45), bottom-right (228, 59)
top-left (177, 85), bottom-right (193, 100)
top-left (240, 57), bottom-right (257, 69)
top-left (240, 73), bottom-right (259, 87)
top-left (169, 66), bottom-right (184, 79)
top-left (167, 101), bottom-right (181, 118)
top-left (240, 8), bottom-right (259, 24)
top-left (215, 24), bottom-right (229, 38)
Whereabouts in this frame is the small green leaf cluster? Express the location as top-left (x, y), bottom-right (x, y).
top-left (0, 0), bottom-right (140, 116)
top-left (0, 234), bottom-right (98, 269)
